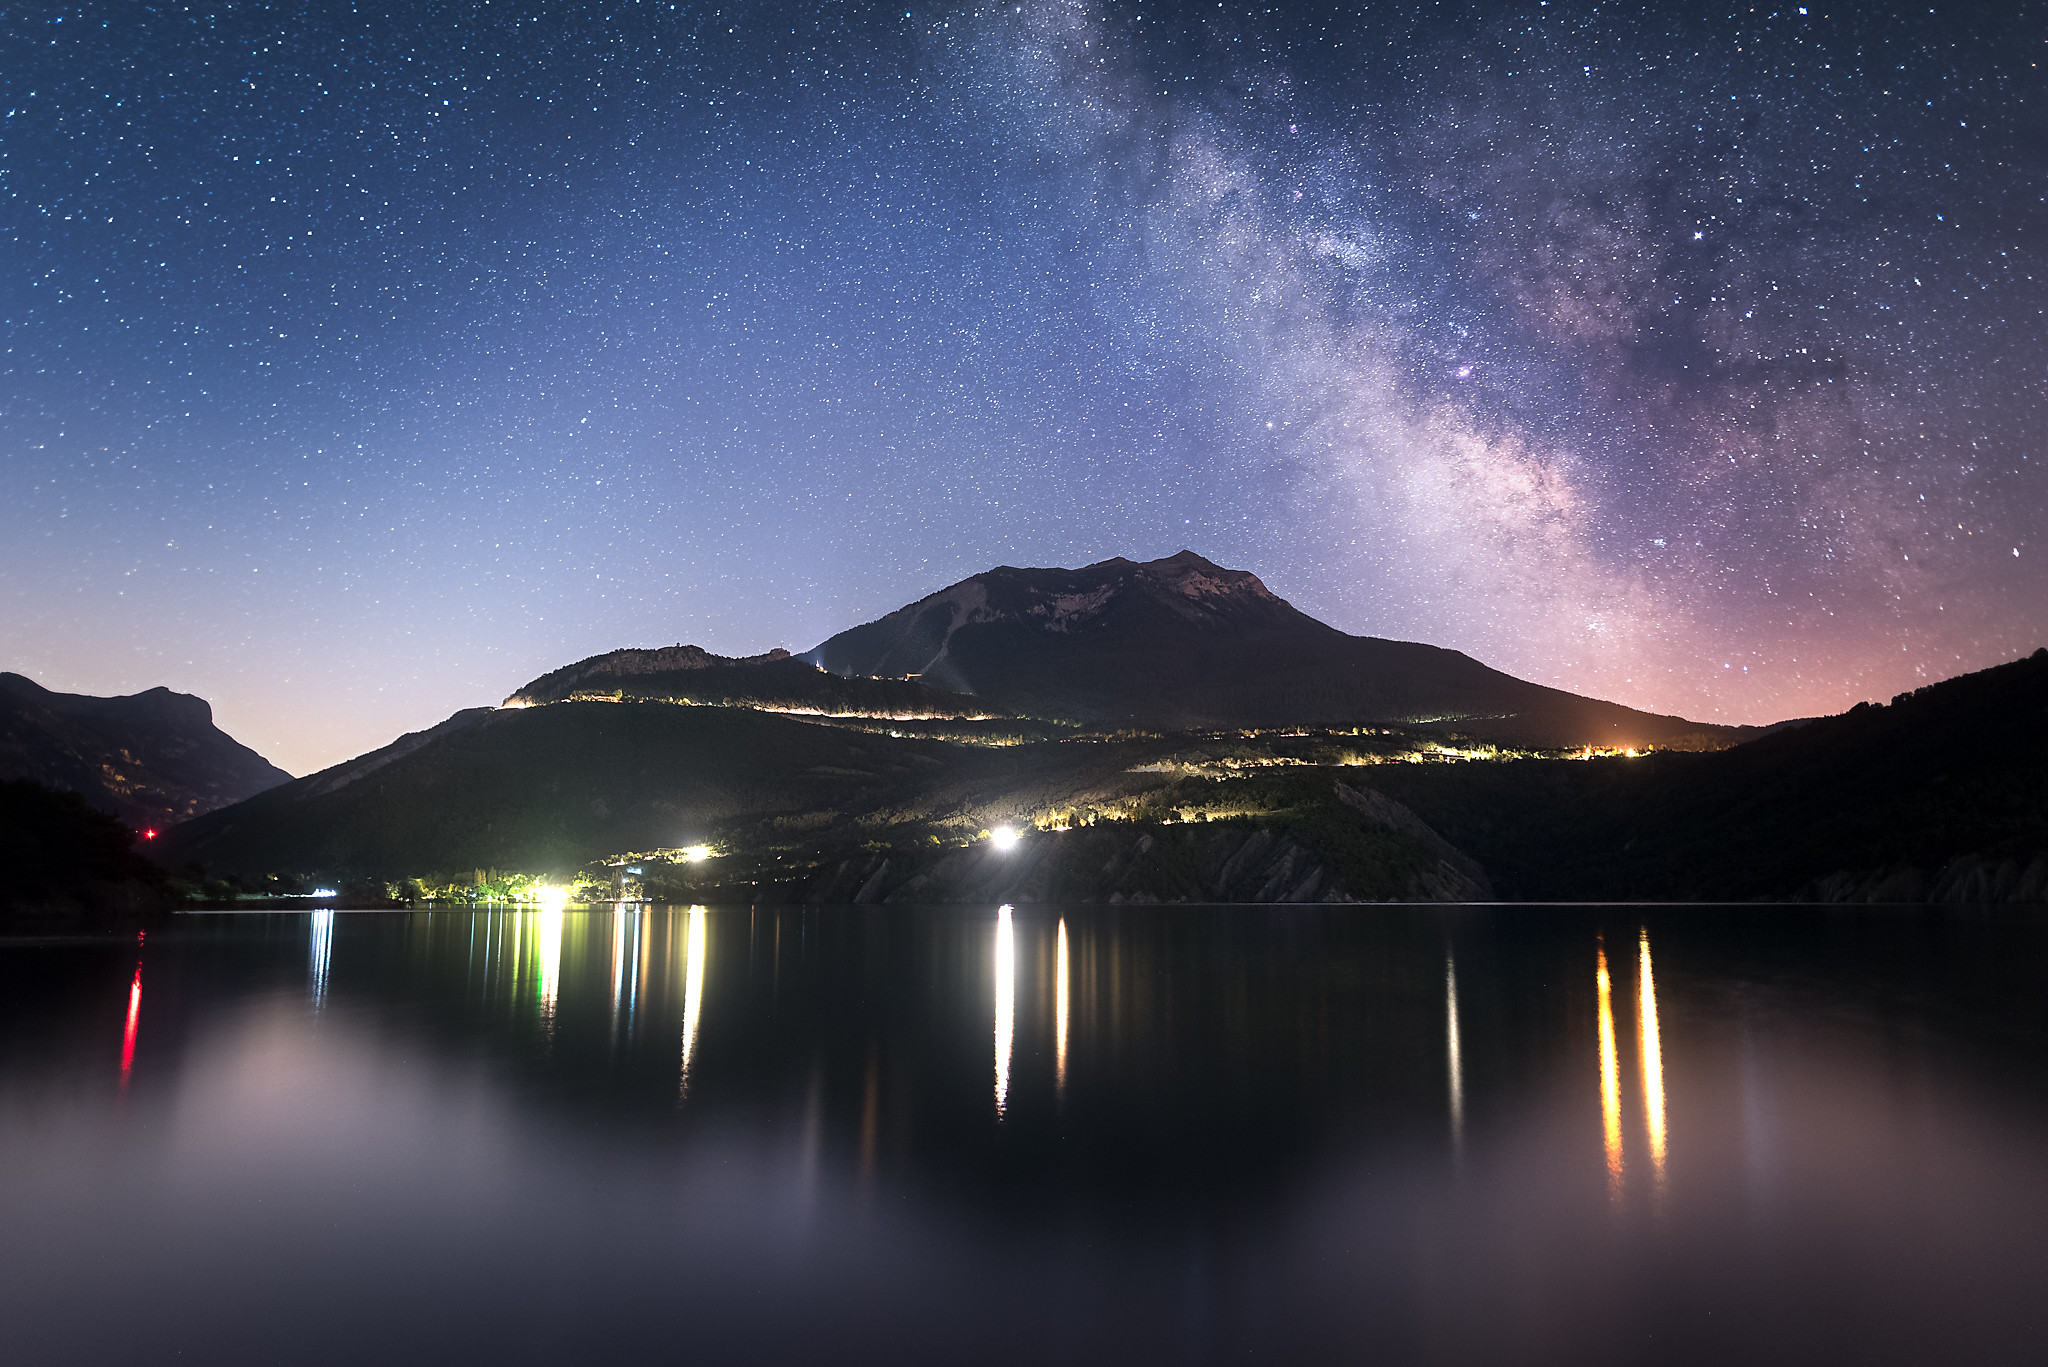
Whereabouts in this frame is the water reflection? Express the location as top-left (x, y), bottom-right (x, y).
top-left (993, 904), bottom-right (1014, 1119)
top-left (535, 909), bottom-right (564, 1026)
top-left (1446, 951), bottom-right (1464, 1152)
top-left (1596, 938), bottom-right (1624, 1200)
top-left (308, 909), bottom-right (333, 1010)
top-left (1639, 927), bottom-right (1668, 1192)
top-left (1056, 916), bottom-right (1070, 1102)
top-left (679, 906), bottom-right (706, 1097)
top-left (119, 959), bottom-right (142, 1086)
top-left (14, 905), bottom-right (2048, 1366)
top-left (610, 908), bottom-right (631, 1043)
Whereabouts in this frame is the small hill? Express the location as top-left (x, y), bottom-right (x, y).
top-left (0, 673), bottom-right (291, 830)
top-left (807, 551), bottom-right (1742, 749)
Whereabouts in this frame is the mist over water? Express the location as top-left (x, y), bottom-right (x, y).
top-left (4, 905), bottom-right (2046, 1365)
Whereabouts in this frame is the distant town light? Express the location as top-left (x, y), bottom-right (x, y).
top-left (990, 826), bottom-right (1021, 852)
top-left (682, 845), bottom-right (714, 863)
top-left (312, 887), bottom-right (338, 898)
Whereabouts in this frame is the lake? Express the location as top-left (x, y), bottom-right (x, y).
top-left (3, 905), bottom-right (2045, 1365)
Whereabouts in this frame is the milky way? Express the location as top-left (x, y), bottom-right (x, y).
top-left (4, 1), bottom-right (2042, 772)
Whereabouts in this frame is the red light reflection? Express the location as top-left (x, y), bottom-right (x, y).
top-left (120, 963), bottom-right (142, 1085)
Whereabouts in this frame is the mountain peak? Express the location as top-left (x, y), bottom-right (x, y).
top-left (807, 552), bottom-right (1308, 690)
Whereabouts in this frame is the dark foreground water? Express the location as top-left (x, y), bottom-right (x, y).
top-left (3, 906), bottom-right (2046, 1366)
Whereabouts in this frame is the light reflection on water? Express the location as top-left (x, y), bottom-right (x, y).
top-left (308, 908), bottom-right (333, 1009)
top-left (1640, 927), bottom-right (1669, 1197)
top-left (5, 904), bottom-right (2048, 1366)
top-left (1055, 916), bottom-right (1070, 1102)
top-left (678, 905), bottom-right (706, 1097)
top-left (993, 904), bottom-right (1014, 1120)
top-left (1444, 950), bottom-right (1463, 1153)
top-left (1597, 937), bottom-right (1625, 1201)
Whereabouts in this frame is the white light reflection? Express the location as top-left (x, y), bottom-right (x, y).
top-left (309, 910), bottom-right (334, 1010)
top-left (1446, 951), bottom-right (1464, 1153)
top-left (611, 907), bottom-right (628, 1040)
top-left (1055, 916), bottom-right (1070, 1101)
top-left (679, 906), bottom-right (707, 1098)
top-left (994, 905), bottom-right (1014, 1119)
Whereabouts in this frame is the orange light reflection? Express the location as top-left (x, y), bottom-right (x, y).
top-left (1596, 942), bottom-right (1623, 1201)
top-left (1639, 928), bottom-right (1668, 1190)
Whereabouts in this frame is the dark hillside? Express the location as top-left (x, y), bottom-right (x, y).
top-left (155, 702), bottom-right (987, 878)
top-left (0, 779), bottom-right (172, 926)
top-left (1365, 649), bottom-right (2048, 901)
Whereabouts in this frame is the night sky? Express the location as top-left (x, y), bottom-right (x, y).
top-left (5, 0), bottom-right (2043, 774)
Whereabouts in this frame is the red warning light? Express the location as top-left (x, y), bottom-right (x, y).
top-left (142, 829), bottom-right (157, 840)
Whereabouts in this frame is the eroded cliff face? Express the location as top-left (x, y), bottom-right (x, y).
top-left (1802, 852), bottom-right (2048, 905)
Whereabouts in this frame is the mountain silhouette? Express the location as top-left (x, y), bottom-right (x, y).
top-left (0, 673), bottom-right (290, 830)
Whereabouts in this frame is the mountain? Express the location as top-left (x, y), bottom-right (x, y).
top-left (0, 673), bottom-right (291, 830)
top-left (156, 552), bottom-right (2042, 903)
top-left (806, 551), bottom-right (1744, 749)
top-left (154, 647), bottom-right (2048, 904)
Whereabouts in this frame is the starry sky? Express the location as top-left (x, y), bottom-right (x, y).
top-left (4, 0), bottom-right (2043, 775)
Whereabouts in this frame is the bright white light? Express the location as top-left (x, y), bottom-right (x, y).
top-left (681, 845), bottom-right (714, 863)
top-left (312, 887), bottom-right (338, 898)
top-left (535, 885), bottom-right (570, 912)
top-left (990, 826), bottom-right (1021, 852)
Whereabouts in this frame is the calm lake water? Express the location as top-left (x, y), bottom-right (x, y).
top-left (3, 905), bottom-right (2046, 1365)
